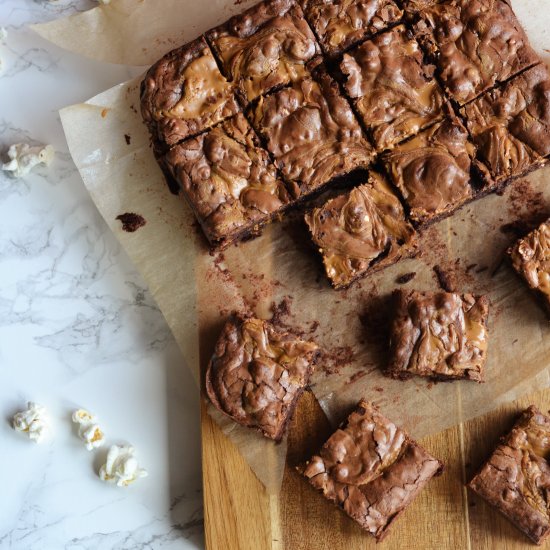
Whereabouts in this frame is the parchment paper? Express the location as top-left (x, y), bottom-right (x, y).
top-left (52, 0), bottom-right (550, 492)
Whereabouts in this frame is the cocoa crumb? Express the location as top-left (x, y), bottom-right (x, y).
top-left (116, 212), bottom-right (146, 232)
top-left (317, 346), bottom-right (355, 376)
top-left (124, 134), bottom-right (131, 145)
top-left (395, 272), bottom-right (416, 285)
top-left (374, 386), bottom-right (384, 393)
top-left (433, 265), bottom-right (456, 292)
top-left (270, 296), bottom-right (293, 327)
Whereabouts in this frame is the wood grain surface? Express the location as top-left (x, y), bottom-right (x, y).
top-left (203, 387), bottom-right (550, 549)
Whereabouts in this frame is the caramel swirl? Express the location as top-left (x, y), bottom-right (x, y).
top-left (249, 68), bottom-right (374, 196)
top-left (302, 0), bottom-right (402, 56)
top-left (340, 25), bottom-right (445, 151)
top-left (208, 0), bottom-right (319, 101)
top-left (162, 113), bottom-right (290, 246)
top-left (305, 173), bottom-right (416, 288)
top-left (140, 37), bottom-right (239, 146)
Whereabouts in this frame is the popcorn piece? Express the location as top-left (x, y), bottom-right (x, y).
top-left (2, 143), bottom-right (54, 178)
top-left (72, 408), bottom-right (105, 451)
top-left (99, 445), bottom-right (148, 487)
top-left (12, 402), bottom-right (50, 443)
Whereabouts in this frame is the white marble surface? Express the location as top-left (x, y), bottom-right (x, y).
top-left (0, 1), bottom-right (203, 548)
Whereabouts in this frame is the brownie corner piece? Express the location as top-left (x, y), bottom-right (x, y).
top-left (387, 289), bottom-right (489, 381)
top-left (301, 0), bottom-right (403, 57)
top-left (248, 66), bottom-right (374, 199)
top-left (340, 24), bottom-right (445, 152)
top-left (304, 172), bottom-right (417, 289)
top-left (161, 113), bottom-right (291, 248)
top-left (140, 36), bottom-right (239, 147)
top-left (507, 218), bottom-right (550, 317)
top-left (414, 0), bottom-right (540, 106)
top-left (468, 405), bottom-right (550, 545)
top-left (300, 400), bottom-right (443, 541)
top-left (461, 64), bottom-right (550, 188)
top-left (382, 116), bottom-right (477, 225)
top-left (206, 315), bottom-right (319, 441)
top-left (206, 0), bottom-right (319, 102)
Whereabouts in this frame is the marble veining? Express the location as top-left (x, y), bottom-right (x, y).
top-left (0, 1), bottom-right (203, 548)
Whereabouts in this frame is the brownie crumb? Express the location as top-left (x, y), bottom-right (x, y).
top-left (433, 265), bottom-right (456, 292)
top-left (317, 346), bottom-right (355, 375)
top-left (270, 296), bottom-right (293, 328)
top-left (396, 272), bottom-right (416, 284)
top-left (124, 134), bottom-right (131, 145)
top-left (116, 212), bottom-right (146, 232)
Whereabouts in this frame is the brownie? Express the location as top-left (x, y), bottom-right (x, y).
top-left (507, 218), bottom-right (550, 317)
top-left (300, 400), bottom-right (443, 541)
top-left (461, 64), bottom-right (550, 187)
top-left (414, 0), bottom-right (540, 106)
top-left (382, 117), bottom-right (476, 225)
top-left (206, 0), bottom-right (320, 103)
top-left (206, 315), bottom-right (319, 441)
top-left (300, 0), bottom-right (403, 57)
top-left (340, 25), bottom-right (445, 152)
top-left (304, 172), bottom-right (416, 289)
top-left (160, 113), bottom-right (290, 248)
top-left (140, 37), bottom-right (239, 148)
top-left (468, 406), bottom-right (550, 545)
top-left (387, 289), bottom-right (489, 382)
top-left (248, 66), bottom-right (374, 199)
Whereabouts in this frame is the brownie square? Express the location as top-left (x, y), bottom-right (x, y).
top-left (160, 113), bottom-right (291, 248)
top-left (304, 172), bottom-right (416, 289)
top-left (414, 0), bottom-right (540, 106)
top-left (382, 117), bottom-right (476, 225)
top-left (140, 37), bottom-right (239, 148)
top-left (206, 0), bottom-right (320, 103)
top-left (340, 25), bottom-right (445, 152)
top-left (300, 400), bottom-right (443, 541)
top-left (387, 289), bottom-right (490, 382)
top-left (507, 218), bottom-right (550, 317)
top-left (300, 0), bottom-right (403, 57)
top-left (461, 64), bottom-right (550, 187)
top-left (468, 406), bottom-right (550, 545)
top-left (248, 66), bottom-right (374, 199)
top-left (206, 315), bottom-right (319, 441)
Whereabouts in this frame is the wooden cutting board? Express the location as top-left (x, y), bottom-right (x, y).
top-left (202, 386), bottom-right (550, 549)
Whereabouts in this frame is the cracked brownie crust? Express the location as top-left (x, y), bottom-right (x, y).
top-left (248, 66), bottom-right (374, 198)
top-left (414, 0), bottom-right (540, 106)
top-left (300, 0), bottom-right (403, 57)
top-left (206, 315), bottom-right (319, 441)
top-left (140, 37), bottom-right (239, 147)
top-left (468, 406), bottom-right (550, 545)
top-left (507, 218), bottom-right (550, 317)
top-left (340, 25), bottom-right (445, 152)
top-left (387, 289), bottom-right (489, 382)
top-left (161, 113), bottom-right (290, 248)
top-left (461, 64), bottom-right (550, 186)
top-left (300, 400), bottom-right (443, 541)
top-left (382, 117), bottom-right (476, 225)
top-left (304, 172), bottom-right (416, 289)
top-left (207, 0), bottom-right (320, 103)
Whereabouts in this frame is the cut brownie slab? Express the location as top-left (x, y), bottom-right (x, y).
top-left (387, 289), bottom-right (489, 382)
top-left (468, 406), bottom-right (550, 545)
top-left (248, 66), bottom-right (374, 199)
top-left (382, 117), bottom-right (476, 225)
top-left (140, 37), bottom-right (239, 148)
top-left (300, 0), bottom-right (403, 57)
top-left (304, 172), bottom-right (416, 289)
top-left (207, 0), bottom-right (320, 103)
top-left (300, 400), bottom-right (443, 541)
top-left (206, 315), bottom-right (319, 441)
top-left (161, 113), bottom-right (291, 248)
top-left (340, 25), bottom-right (445, 152)
top-left (414, 0), bottom-right (540, 106)
top-left (507, 218), bottom-right (550, 317)
top-left (461, 64), bottom-right (550, 187)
